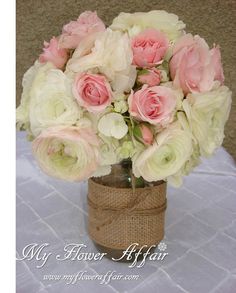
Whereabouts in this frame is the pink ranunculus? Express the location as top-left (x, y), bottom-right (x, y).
top-left (59, 11), bottom-right (105, 49)
top-left (128, 85), bottom-right (176, 125)
top-left (39, 37), bottom-right (68, 69)
top-left (131, 29), bottom-right (169, 68)
top-left (210, 45), bottom-right (224, 85)
top-left (32, 126), bottom-right (100, 181)
top-left (73, 73), bottom-right (113, 113)
top-left (169, 34), bottom-right (224, 94)
top-left (137, 68), bottom-right (162, 86)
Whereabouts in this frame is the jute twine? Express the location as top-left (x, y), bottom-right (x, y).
top-left (88, 178), bottom-right (167, 250)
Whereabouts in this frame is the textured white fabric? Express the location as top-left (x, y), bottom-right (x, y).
top-left (16, 131), bottom-right (236, 293)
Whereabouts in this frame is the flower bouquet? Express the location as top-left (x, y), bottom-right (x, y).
top-left (16, 10), bottom-right (232, 257)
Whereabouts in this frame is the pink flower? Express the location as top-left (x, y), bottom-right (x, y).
top-left (137, 68), bottom-right (162, 86)
top-left (59, 11), bottom-right (105, 49)
top-left (134, 123), bottom-right (154, 145)
top-left (170, 34), bottom-right (224, 94)
top-left (73, 73), bottom-right (112, 113)
top-left (210, 45), bottom-right (224, 84)
top-left (131, 29), bottom-right (169, 68)
top-left (32, 126), bottom-right (100, 181)
top-left (128, 85), bottom-right (176, 125)
top-left (39, 37), bottom-right (68, 69)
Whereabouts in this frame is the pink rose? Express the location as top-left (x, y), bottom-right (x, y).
top-left (128, 85), bottom-right (176, 125)
top-left (134, 123), bottom-right (154, 145)
top-left (73, 73), bottom-right (112, 113)
top-left (39, 37), bottom-right (68, 69)
top-left (131, 29), bottom-right (169, 68)
top-left (59, 11), bottom-right (105, 49)
top-left (210, 45), bottom-right (224, 84)
top-left (32, 126), bottom-right (100, 181)
top-left (170, 34), bottom-right (224, 94)
top-left (137, 68), bottom-right (162, 86)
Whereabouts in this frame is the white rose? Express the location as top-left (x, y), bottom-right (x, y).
top-left (16, 61), bottom-right (55, 130)
top-left (66, 29), bottom-right (136, 93)
top-left (98, 112), bottom-right (128, 139)
top-left (29, 69), bottom-right (82, 136)
top-left (110, 10), bottom-right (186, 41)
top-left (183, 84), bottom-right (232, 156)
top-left (132, 119), bottom-right (192, 182)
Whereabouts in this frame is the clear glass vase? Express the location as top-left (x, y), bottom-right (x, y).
top-left (92, 159), bottom-right (163, 188)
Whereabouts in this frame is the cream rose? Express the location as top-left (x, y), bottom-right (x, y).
top-left (32, 126), bottom-right (100, 181)
top-left (66, 29), bottom-right (136, 93)
top-left (132, 119), bottom-right (192, 182)
top-left (183, 83), bottom-right (232, 156)
top-left (16, 62), bottom-right (55, 131)
top-left (28, 69), bottom-right (82, 137)
top-left (110, 10), bottom-right (185, 41)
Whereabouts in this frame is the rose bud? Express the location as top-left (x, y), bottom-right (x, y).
top-left (133, 123), bottom-right (154, 145)
top-left (137, 68), bottom-right (162, 86)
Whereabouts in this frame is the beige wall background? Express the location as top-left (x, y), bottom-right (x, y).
top-left (16, 0), bottom-right (236, 159)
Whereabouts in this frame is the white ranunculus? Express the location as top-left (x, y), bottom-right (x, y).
top-left (110, 10), bottom-right (186, 41)
top-left (32, 126), bottom-right (100, 181)
top-left (29, 69), bottom-right (82, 136)
top-left (166, 112), bottom-right (201, 186)
top-left (183, 84), bottom-right (232, 156)
top-left (98, 113), bottom-right (128, 139)
top-left (66, 29), bottom-right (136, 93)
top-left (132, 118), bottom-right (193, 182)
top-left (16, 61), bottom-right (54, 130)
top-left (168, 143), bottom-right (201, 187)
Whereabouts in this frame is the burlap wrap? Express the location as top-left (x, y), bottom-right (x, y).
top-left (88, 178), bottom-right (167, 250)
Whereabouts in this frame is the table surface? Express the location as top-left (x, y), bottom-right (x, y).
top-left (16, 131), bottom-right (236, 293)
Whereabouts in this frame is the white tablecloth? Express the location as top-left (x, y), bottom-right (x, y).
top-left (16, 131), bottom-right (236, 293)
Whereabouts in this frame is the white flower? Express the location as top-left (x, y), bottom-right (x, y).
top-left (32, 126), bottom-right (100, 182)
top-left (168, 142), bottom-right (201, 187)
top-left (98, 134), bottom-right (120, 166)
top-left (16, 61), bottom-right (54, 130)
top-left (66, 29), bottom-right (136, 93)
top-left (92, 134), bottom-right (120, 177)
top-left (117, 141), bottom-right (135, 159)
top-left (114, 93), bottom-right (128, 113)
top-left (114, 100), bottom-right (128, 113)
top-left (98, 113), bottom-right (128, 139)
top-left (164, 112), bottom-right (201, 187)
top-left (183, 84), bottom-right (232, 156)
top-left (29, 68), bottom-right (82, 136)
top-left (158, 242), bottom-right (167, 251)
top-left (110, 10), bottom-right (186, 41)
top-left (132, 118), bottom-right (192, 182)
